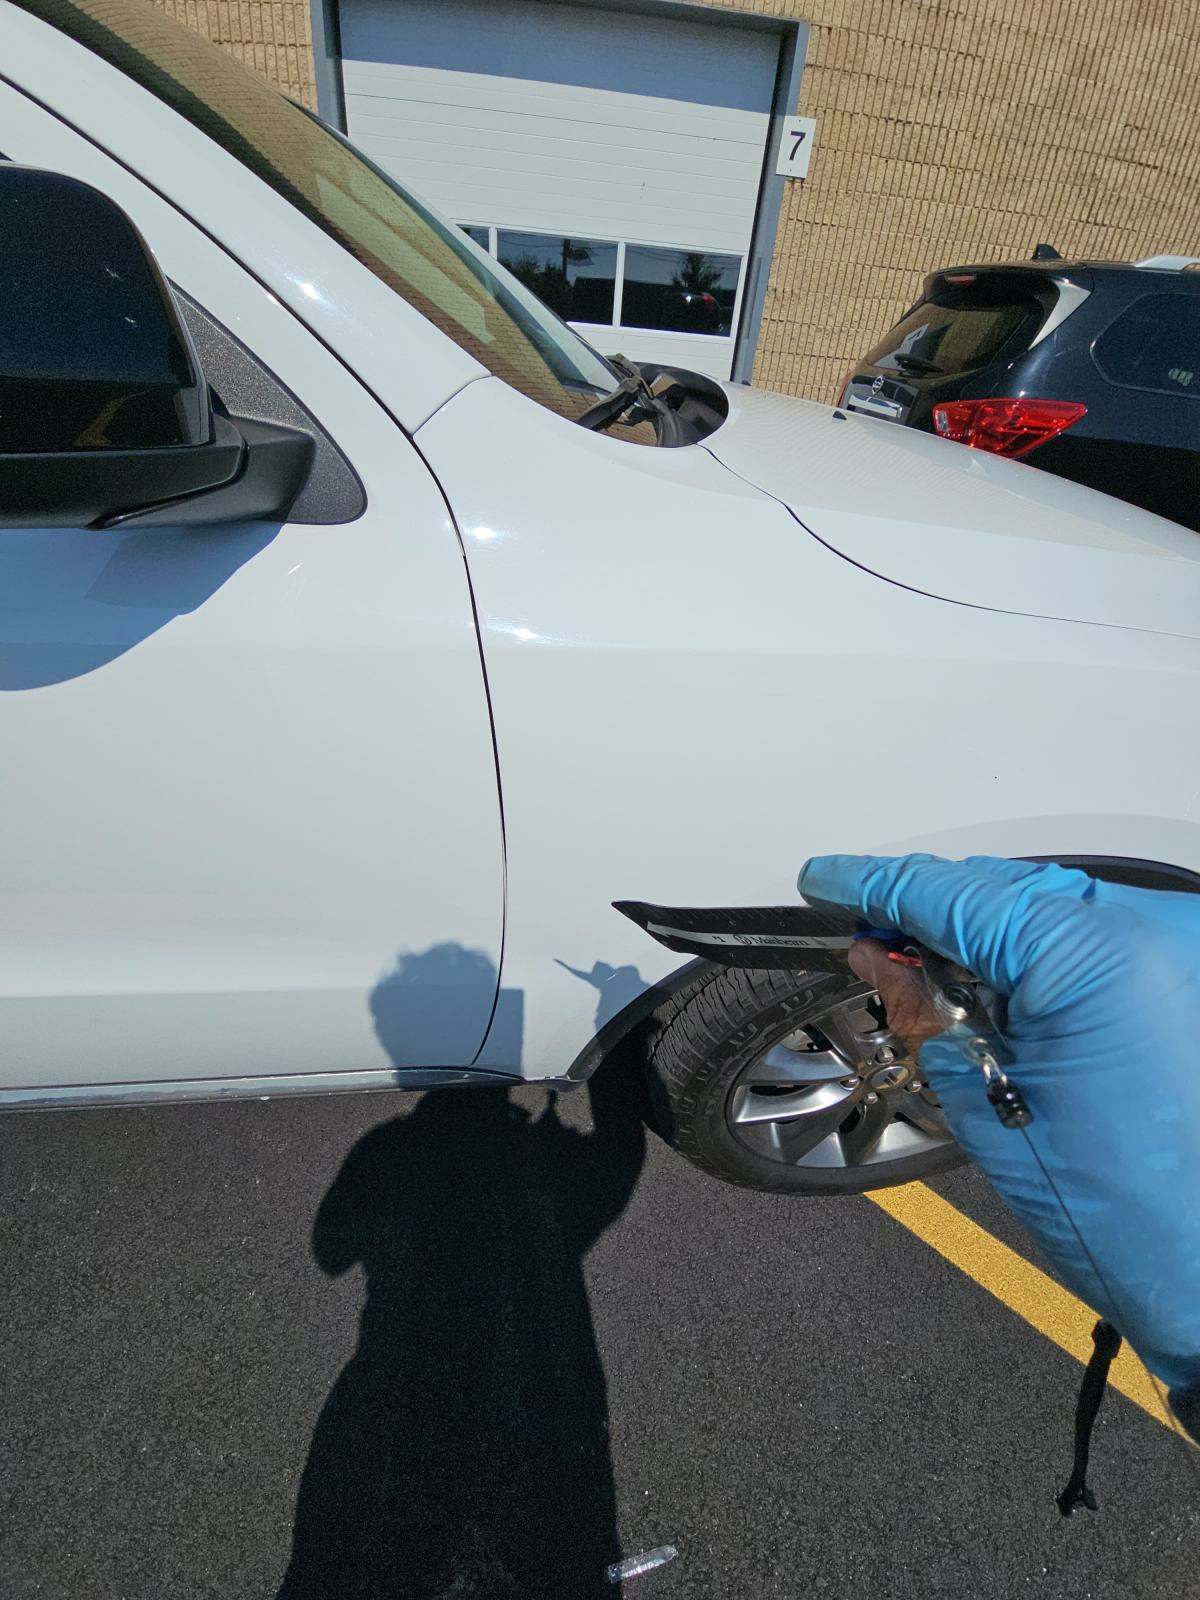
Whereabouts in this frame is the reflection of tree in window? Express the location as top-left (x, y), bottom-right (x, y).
top-left (497, 233), bottom-right (617, 325)
top-left (674, 253), bottom-right (722, 294)
top-left (621, 245), bottom-right (740, 337)
top-left (671, 253), bottom-right (726, 334)
top-left (508, 242), bottom-right (592, 319)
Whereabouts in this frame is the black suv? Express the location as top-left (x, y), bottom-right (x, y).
top-left (840, 254), bottom-right (1199, 530)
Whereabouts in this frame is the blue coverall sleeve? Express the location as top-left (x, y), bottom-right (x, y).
top-left (799, 853), bottom-right (1200, 1402)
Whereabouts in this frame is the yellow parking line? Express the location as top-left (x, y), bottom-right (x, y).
top-left (865, 1181), bottom-right (1174, 1429)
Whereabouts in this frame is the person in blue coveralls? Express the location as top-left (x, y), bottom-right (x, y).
top-left (799, 854), bottom-right (1200, 1511)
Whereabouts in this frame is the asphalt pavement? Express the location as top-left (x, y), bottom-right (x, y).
top-left (3, 1057), bottom-right (1197, 1599)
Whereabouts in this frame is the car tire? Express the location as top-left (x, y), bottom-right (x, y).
top-left (648, 965), bottom-right (966, 1195)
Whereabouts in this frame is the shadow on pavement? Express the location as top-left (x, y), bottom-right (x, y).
top-left (277, 1060), bottom-right (647, 1598)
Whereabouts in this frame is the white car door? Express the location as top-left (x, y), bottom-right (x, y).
top-left (0, 82), bottom-right (505, 1099)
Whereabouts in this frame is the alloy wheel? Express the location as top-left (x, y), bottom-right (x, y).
top-left (726, 983), bottom-right (954, 1171)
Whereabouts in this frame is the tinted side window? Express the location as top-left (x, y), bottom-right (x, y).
top-left (864, 287), bottom-right (1041, 377)
top-left (1094, 294), bottom-right (1200, 399)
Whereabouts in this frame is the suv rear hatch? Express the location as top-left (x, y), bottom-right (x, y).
top-left (840, 268), bottom-right (1083, 427)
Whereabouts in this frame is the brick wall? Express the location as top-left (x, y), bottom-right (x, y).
top-left (731, 0), bottom-right (1200, 399)
top-left (155, 0), bottom-right (1200, 402)
top-left (153, 0), bottom-right (316, 107)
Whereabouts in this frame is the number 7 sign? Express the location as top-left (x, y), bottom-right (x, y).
top-left (775, 117), bottom-right (816, 180)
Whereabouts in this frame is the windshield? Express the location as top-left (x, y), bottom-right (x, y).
top-left (18, 0), bottom-right (629, 427)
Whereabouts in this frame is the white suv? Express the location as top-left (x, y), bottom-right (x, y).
top-left (3, 0), bottom-right (1199, 1196)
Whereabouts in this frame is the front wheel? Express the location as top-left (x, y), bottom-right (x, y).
top-left (649, 965), bottom-right (965, 1195)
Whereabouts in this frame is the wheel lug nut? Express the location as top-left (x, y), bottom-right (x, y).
top-left (874, 1045), bottom-right (896, 1066)
top-left (841, 1077), bottom-right (860, 1090)
top-left (865, 1092), bottom-right (879, 1105)
top-left (905, 1081), bottom-right (923, 1092)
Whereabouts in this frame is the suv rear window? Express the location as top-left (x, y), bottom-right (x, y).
top-left (1094, 294), bottom-right (1200, 399)
top-left (864, 283), bottom-right (1042, 378)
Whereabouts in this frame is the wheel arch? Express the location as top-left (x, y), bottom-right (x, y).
top-left (564, 853), bottom-right (1200, 1085)
top-left (564, 956), bottom-right (717, 1083)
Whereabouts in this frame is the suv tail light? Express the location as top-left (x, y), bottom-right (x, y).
top-left (932, 397), bottom-right (1087, 458)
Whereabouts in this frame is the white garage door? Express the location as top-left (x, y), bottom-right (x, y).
top-left (339, 0), bottom-right (781, 379)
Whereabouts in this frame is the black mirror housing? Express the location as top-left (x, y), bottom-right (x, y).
top-left (0, 167), bottom-right (315, 528)
top-left (0, 165), bottom-right (210, 454)
top-left (1, 414), bottom-right (244, 528)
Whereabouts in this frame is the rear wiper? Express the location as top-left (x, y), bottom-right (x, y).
top-left (577, 354), bottom-right (660, 432)
top-left (889, 354), bottom-right (940, 375)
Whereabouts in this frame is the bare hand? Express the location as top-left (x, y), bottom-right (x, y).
top-left (847, 939), bottom-right (944, 1058)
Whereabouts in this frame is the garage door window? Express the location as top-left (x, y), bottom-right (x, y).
top-left (462, 225), bottom-right (743, 341)
top-left (621, 246), bottom-right (740, 338)
top-left (496, 231), bottom-right (618, 326)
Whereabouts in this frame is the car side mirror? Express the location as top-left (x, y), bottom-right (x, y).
top-left (0, 165), bottom-right (313, 528)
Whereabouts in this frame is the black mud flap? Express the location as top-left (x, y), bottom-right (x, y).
top-left (612, 900), bottom-right (863, 974)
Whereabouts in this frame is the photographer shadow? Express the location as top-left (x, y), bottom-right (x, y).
top-left (278, 953), bottom-right (647, 1599)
